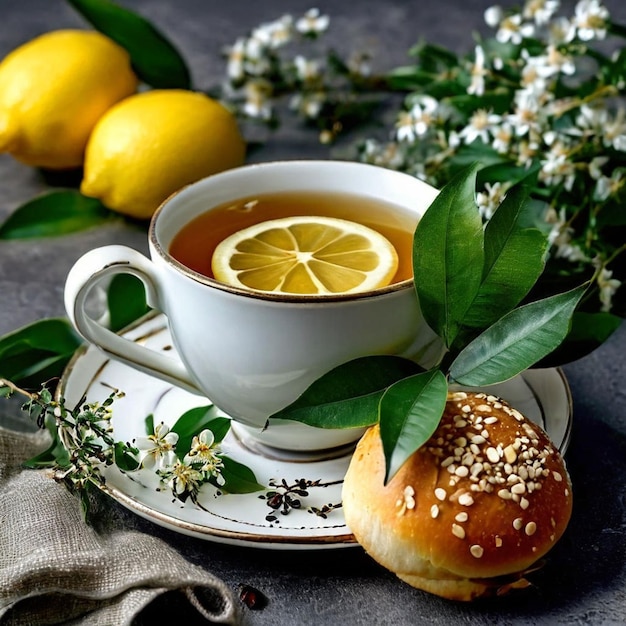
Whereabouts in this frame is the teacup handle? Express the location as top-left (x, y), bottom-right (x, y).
top-left (64, 245), bottom-right (204, 395)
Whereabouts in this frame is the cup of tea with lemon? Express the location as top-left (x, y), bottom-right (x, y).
top-left (64, 160), bottom-right (443, 455)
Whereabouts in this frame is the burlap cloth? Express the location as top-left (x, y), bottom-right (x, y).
top-left (0, 424), bottom-right (239, 625)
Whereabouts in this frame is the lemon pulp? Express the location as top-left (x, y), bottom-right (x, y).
top-left (211, 215), bottom-right (399, 295)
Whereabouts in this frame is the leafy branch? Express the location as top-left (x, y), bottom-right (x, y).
top-left (270, 163), bottom-right (588, 482)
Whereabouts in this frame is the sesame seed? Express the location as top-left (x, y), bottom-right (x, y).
top-left (458, 493), bottom-right (474, 506)
top-left (455, 466), bottom-right (469, 478)
top-left (513, 517), bottom-right (524, 530)
top-left (455, 512), bottom-right (469, 522)
top-left (461, 404), bottom-right (471, 413)
top-left (486, 447), bottom-right (500, 463)
top-left (431, 504), bottom-right (440, 519)
top-left (435, 488), bottom-right (447, 501)
top-left (495, 536), bottom-right (503, 548)
top-left (511, 483), bottom-right (526, 495)
top-left (470, 545), bottom-right (484, 558)
top-left (471, 435), bottom-right (486, 445)
top-left (476, 404), bottom-right (492, 412)
top-left (503, 445), bottom-right (517, 463)
top-left (452, 524), bottom-right (465, 539)
top-left (484, 417), bottom-right (499, 425)
top-left (525, 521), bottom-right (537, 536)
top-left (498, 489), bottom-right (512, 500)
top-left (520, 497), bottom-right (530, 510)
top-left (553, 471), bottom-right (563, 482)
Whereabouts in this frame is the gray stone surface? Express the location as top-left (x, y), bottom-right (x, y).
top-left (1, 0), bottom-right (626, 624)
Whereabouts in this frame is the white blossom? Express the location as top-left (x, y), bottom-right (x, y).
top-left (252, 15), bottom-right (294, 49)
top-left (134, 422), bottom-right (178, 470)
top-left (523, 0), bottom-right (560, 25)
top-left (491, 121), bottom-right (514, 153)
top-left (476, 181), bottom-right (510, 220)
top-left (459, 109), bottom-right (501, 145)
top-left (494, 12), bottom-right (535, 44)
top-left (468, 45), bottom-right (488, 96)
top-left (594, 170), bottom-right (624, 201)
top-left (547, 16), bottom-right (577, 44)
top-left (507, 90), bottom-right (542, 136)
top-left (296, 8), bottom-right (330, 34)
top-left (243, 79), bottom-right (273, 120)
top-left (540, 139), bottom-right (576, 190)
top-left (395, 96), bottom-right (439, 142)
top-left (293, 55), bottom-right (322, 83)
top-left (484, 5), bottom-right (504, 28)
top-left (597, 267), bottom-right (621, 312)
top-left (573, 0), bottom-right (609, 41)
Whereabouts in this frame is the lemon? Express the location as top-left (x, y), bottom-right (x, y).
top-left (211, 216), bottom-right (399, 295)
top-left (80, 89), bottom-right (246, 219)
top-left (0, 30), bottom-right (137, 169)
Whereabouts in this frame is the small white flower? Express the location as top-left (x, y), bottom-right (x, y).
top-left (602, 108), bottom-right (626, 151)
top-left (225, 38), bottom-right (247, 81)
top-left (491, 121), bottom-right (514, 153)
top-left (476, 181), bottom-right (510, 220)
top-left (495, 12), bottom-right (535, 44)
top-left (523, 0), bottom-right (560, 25)
top-left (395, 96), bottom-right (439, 142)
top-left (164, 461), bottom-right (204, 496)
top-left (252, 15), bottom-right (294, 49)
top-left (507, 90), bottom-right (542, 136)
top-left (548, 16), bottom-right (577, 44)
top-left (293, 55), bottom-right (322, 83)
top-left (597, 267), bottom-right (621, 312)
top-left (594, 170), bottom-right (624, 201)
top-left (243, 79), bottom-right (273, 120)
top-left (484, 5), bottom-right (504, 28)
top-left (296, 8), bottom-right (330, 35)
top-left (459, 109), bottom-right (501, 145)
top-left (467, 45), bottom-right (488, 96)
top-left (540, 140), bottom-right (576, 190)
top-left (573, 0), bottom-right (609, 41)
top-left (134, 422), bottom-right (179, 470)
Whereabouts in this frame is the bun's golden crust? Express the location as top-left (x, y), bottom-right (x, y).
top-left (342, 391), bottom-right (573, 601)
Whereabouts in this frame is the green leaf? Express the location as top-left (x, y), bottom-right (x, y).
top-left (413, 162), bottom-right (484, 347)
top-left (379, 369), bottom-right (448, 483)
top-left (0, 386), bottom-right (11, 398)
top-left (66, 0), bottom-right (192, 89)
top-left (269, 356), bottom-right (424, 429)
top-left (462, 181), bottom-right (549, 329)
top-left (0, 190), bottom-right (112, 239)
top-left (23, 428), bottom-right (70, 469)
top-left (144, 413), bottom-right (154, 436)
top-left (0, 319), bottom-right (83, 387)
top-left (217, 456), bottom-right (264, 494)
top-left (113, 441), bottom-right (140, 471)
top-left (535, 310), bottom-right (623, 367)
top-left (170, 405), bottom-right (224, 457)
top-left (449, 284), bottom-right (588, 386)
top-left (107, 274), bottom-right (150, 332)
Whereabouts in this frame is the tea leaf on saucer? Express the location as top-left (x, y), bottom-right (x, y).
top-left (269, 356), bottom-right (423, 429)
top-left (449, 284), bottom-right (588, 386)
top-left (379, 369), bottom-right (448, 483)
top-left (217, 456), bottom-right (265, 494)
top-left (0, 190), bottom-right (113, 239)
top-left (413, 162), bottom-right (484, 348)
top-left (66, 0), bottom-right (192, 89)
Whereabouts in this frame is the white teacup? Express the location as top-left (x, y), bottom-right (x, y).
top-left (64, 160), bottom-right (442, 454)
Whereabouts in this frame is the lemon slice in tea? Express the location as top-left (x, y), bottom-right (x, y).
top-left (211, 215), bottom-right (399, 295)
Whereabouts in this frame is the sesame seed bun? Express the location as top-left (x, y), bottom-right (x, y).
top-left (342, 390), bottom-right (573, 601)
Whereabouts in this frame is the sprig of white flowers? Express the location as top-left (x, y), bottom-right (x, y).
top-left (221, 0), bottom-right (626, 321)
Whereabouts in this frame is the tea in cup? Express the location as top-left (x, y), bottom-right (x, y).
top-left (64, 160), bottom-right (443, 453)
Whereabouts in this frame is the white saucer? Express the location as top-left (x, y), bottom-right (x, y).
top-left (59, 313), bottom-right (573, 550)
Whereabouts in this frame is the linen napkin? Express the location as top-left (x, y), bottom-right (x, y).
top-left (0, 422), bottom-right (239, 625)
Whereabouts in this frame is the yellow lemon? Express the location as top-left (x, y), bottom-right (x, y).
top-left (0, 30), bottom-right (137, 169)
top-left (211, 216), bottom-right (399, 295)
top-left (81, 89), bottom-right (247, 219)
